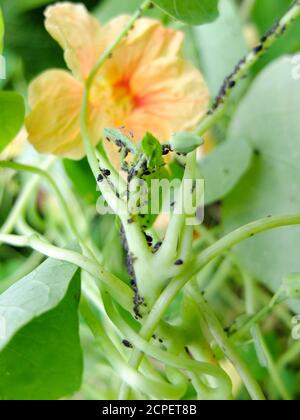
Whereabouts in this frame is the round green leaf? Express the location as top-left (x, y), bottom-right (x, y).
top-left (199, 137), bottom-right (252, 205)
top-left (193, 0), bottom-right (247, 95)
top-left (153, 0), bottom-right (219, 25)
top-left (0, 258), bottom-right (82, 400)
top-left (0, 91), bottom-right (25, 153)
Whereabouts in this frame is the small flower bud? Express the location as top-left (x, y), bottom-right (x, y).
top-left (170, 132), bottom-right (204, 154)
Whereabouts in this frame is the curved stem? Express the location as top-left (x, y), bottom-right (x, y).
top-left (0, 156), bottom-right (55, 235)
top-left (119, 213), bottom-right (300, 399)
top-left (0, 160), bottom-right (96, 260)
top-left (194, 214), bottom-right (300, 275)
top-left (80, 295), bottom-right (187, 400)
top-left (0, 232), bottom-right (133, 312)
top-left (186, 284), bottom-right (266, 400)
top-left (243, 272), bottom-right (291, 400)
top-left (156, 151), bottom-right (197, 264)
top-left (102, 294), bottom-right (232, 400)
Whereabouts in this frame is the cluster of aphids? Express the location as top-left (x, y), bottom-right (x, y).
top-left (120, 224), bottom-right (146, 320)
top-left (209, 15), bottom-right (286, 115)
top-left (97, 168), bottom-right (110, 183)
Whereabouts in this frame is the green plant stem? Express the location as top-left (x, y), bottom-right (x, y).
top-left (119, 214), bottom-right (300, 399)
top-left (187, 284), bottom-right (266, 400)
top-left (0, 160), bottom-right (96, 260)
top-left (257, 333), bottom-right (292, 400)
top-left (156, 151), bottom-right (197, 265)
top-left (102, 294), bottom-right (232, 400)
top-left (194, 215), bottom-right (300, 275)
top-left (278, 340), bottom-right (300, 368)
top-left (231, 306), bottom-right (272, 341)
top-left (195, 0), bottom-right (300, 137)
top-left (243, 272), bottom-right (291, 400)
top-left (80, 295), bottom-right (187, 400)
top-left (205, 256), bottom-right (232, 298)
top-left (0, 233), bottom-right (133, 312)
top-left (0, 156), bottom-right (55, 235)
top-left (195, 225), bottom-right (292, 331)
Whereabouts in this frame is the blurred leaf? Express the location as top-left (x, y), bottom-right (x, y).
top-left (0, 258), bottom-right (82, 400)
top-left (3, 0), bottom-right (56, 13)
top-left (64, 158), bottom-right (99, 205)
top-left (0, 91), bottom-right (25, 153)
top-left (222, 57), bottom-right (300, 308)
top-left (194, 0), bottom-right (247, 95)
top-left (2, 5), bottom-right (64, 81)
top-left (0, 8), bottom-right (4, 53)
top-left (199, 137), bottom-right (252, 205)
top-left (153, 0), bottom-right (219, 25)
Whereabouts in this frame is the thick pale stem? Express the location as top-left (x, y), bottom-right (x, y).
top-left (156, 151), bottom-right (197, 265)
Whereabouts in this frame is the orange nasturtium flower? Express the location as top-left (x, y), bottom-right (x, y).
top-left (25, 2), bottom-right (209, 160)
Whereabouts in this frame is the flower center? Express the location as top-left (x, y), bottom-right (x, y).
top-left (91, 77), bottom-right (137, 126)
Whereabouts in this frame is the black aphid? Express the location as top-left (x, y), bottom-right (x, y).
top-left (152, 241), bottom-right (162, 253)
top-left (162, 144), bottom-right (172, 155)
top-left (122, 339), bottom-right (133, 348)
top-left (103, 169), bottom-right (111, 176)
top-left (144, 233), bottom-right (153, 244)
top-left (120, 224), bottom-right (144, 320)
top-left (97, 174), bottom-right (104, 182)
top-left (174, 259), bottom-right (184, 266)
top-left (253, 44), bottom-right (263, 54)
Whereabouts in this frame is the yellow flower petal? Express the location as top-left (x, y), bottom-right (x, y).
top-left (128, 57), bottom-right (209, 140)
top-left (26, 70), bottom-right (103, 160)
top-left (122, 110), bottom-right (172, 142)
top-left (44, 2), bottom-right (103, 80)
top-left (26, 8), bottom-right (209, 162)
top-left (101, 16), bottom-right (184, 85)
